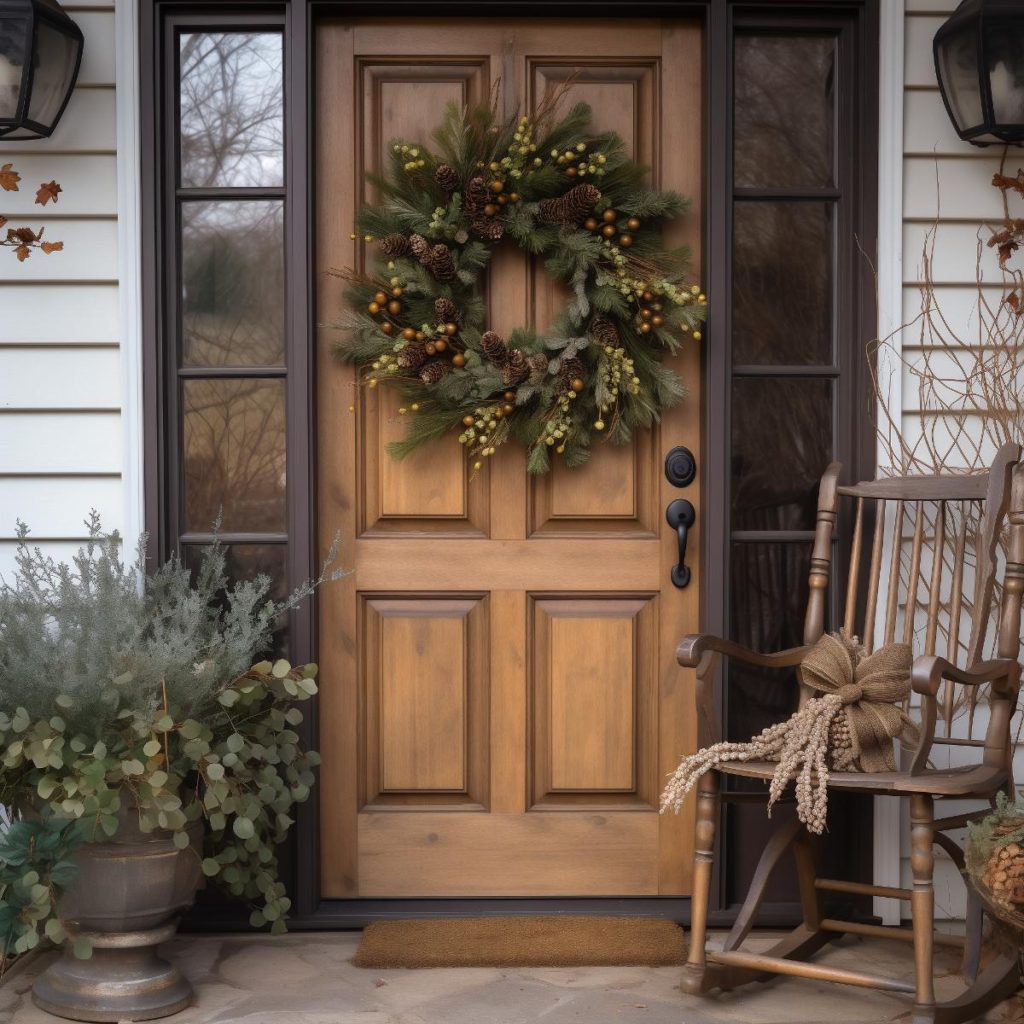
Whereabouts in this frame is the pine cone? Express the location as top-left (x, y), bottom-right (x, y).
top-left (379, 233), bottom-right (410, 259)
top-left (425, 243), bottom-right (457, 281)
top-left (526, 352), bottom-right (549, 382)
top-left (471, 216), bottom-right (504, 241)
top-left (590, 315), bottom-right (620, 348)
top-left (419, 360), bottom-right (452, 385)
top-left (538, 183), bottom-right (602, 225)
top-left (409, 233), bottom-right (430, 261)
top-left (435, 164), bottom-right (459, 195)
top-left (396, 337), bottom-right (428, 370)
top-left (434, 297), bottom-right (460, 327)
top-left (560, 356), bottom-right (586, 385)
top-left (464, 176), bottom-right (492, 217)
top-left (481, 330), bottom-right (508, 365)
top-left (501, 349), bottom-right (529, 387)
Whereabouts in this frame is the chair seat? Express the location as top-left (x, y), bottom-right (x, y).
top-left (716, 760), bottom-right (1008, 796)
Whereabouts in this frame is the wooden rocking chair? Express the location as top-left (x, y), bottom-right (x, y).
top-left (680, 442), bottom-right (1024, 1024)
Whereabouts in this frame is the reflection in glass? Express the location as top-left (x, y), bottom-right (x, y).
top-left (182, 200), bottom-right (284, 367)
top-left (726, 540), bottom-right (811, 741)
top-left (731, 377), bottom-right (832, 531)
top-left (734, 35), bottom-right (836, 190)
top-left (937, 26), bottom-right (984, 133)
top-left (179, 32), bottom-right (284, 188)
top-left (0, 14), bottom-right (30, 119)
top-left (26, 21), bottom-right (79, 129)
top-left (183, 378), bottom-right (286, 533)
top-left (986, 23), bottom-right (1024, 125)
top-left (182, 543), bottom-right (289, 656)
top-left (733, 202), bottom-right (833, 365)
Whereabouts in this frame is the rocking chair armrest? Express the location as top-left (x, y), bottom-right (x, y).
top-left (676, 633), bottom-right (812, 671)
top-left (910, 655), bottom-right (1021, 700)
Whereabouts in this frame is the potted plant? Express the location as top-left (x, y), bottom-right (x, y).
top-left (0, 515), bottom-right (336, 1022)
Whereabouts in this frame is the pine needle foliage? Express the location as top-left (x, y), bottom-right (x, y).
top-left (329, 97), bottom-right (705, 473)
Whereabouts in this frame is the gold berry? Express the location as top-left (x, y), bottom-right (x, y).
top-left (504, 391), bottom-right (516, 402)
top-left (497, 194), bottom-right (508, 206)
top-left (373, 290), bottom-right (388, 305)
top-left (583, 217), bottom-right (599, 232)
top-left (452, 353), bottom-right (467, 368)
top-left (387, 299), bottom-right (402, 316)
top-left (602, 209), bottom-right (617, 223)
top-left (640, 322), bottom-right (652, 334)
top-left (652, 314), bottom-right (665, 328)
top-left (381, 322), bottom-right (394, 335)
top-left (640, 308), bottom-right (652, 321)
top-left (415, 331), bottom-right (426, 342)
top-left (391, 286), bottom-right (403, 298)
top-left (601, 224), bottom-right (616, 239)
top-left (618, 234), bottom-right (633, 248)
top-left (570, 378), bottom-right (585, 393)
top-left (425, 342), bottom-right (437, 355)
top-left (594, 419), bottom-right (606, 430)
top-left (508, 192), bottom-right (520, 203)
top-left (626, 217), bottom-right (641, 231)
top-left (693, 330), bottom-right (702, 341)
top-left (642, 290), bottom-right (654, 302)
top-left (444, 322), bottom-right (458, 336)
top-left (490, 180), bottom-right (504, 193)
top-left (434, 338), bottom-right (447, 352)
top-left (402, 327), bottom-right (416, 341)
top-left (367, 301), bottom-right (381, 315)
top-left (484, 203), bottom-right (498, 217)
top-left (463, 415), bottom-right (475, 427)
top-left (565, 166), bottom-right (578, 177)
top-left (503, 403), bottom-right (514, 414)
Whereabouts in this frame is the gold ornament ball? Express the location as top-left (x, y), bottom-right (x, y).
top-left (565, 166), bottom-right (578, 177)
top-left (693, 330), bottom-right (702, 341)
top-left (425, 342), bottom-right (437, 355)
top-left (640, 322), bottom-right (652, 334)
top-left (503, 402), bottom-right (515, 414)
top-left (508, 192), bottom-right (520, 203)
top-left (386, 299), bottom-right (402, 316)
top-left (601, 208), bottom-right (617, 223)
top-left (570, 378), bottom-right (585, 393)
top-left (391, 286), bottom-right (403, 298)
top-left (402, 327), bottom-right (416, 341)
top-left (504, 390), bottom-right (516, 402)
top-left (641, 290), bottom-right (654, 302)
top-left (489, 161), bottom-right (500, 172)
top-left (415, 331), bottom-right (426, 342)
top-left (640, 308), bottom-right (652, 321)
top-left (381, 322), bottom-right (394, 335)
top-left (367, 301), bottom-right (381, 315)
top-left (490, 180), bottom-right (504, 193)
top-left (373, 290), bottom-right (388, 305)
top-left (452, 353), bottom-right (467, 368)
top-left (652, 314), bottom-right (665, 328)
top-left (618, 234), bottom-right (633, 248)
top-left (494, 407), bottom-right (504, 419)
top-left (497, 194), bottom-right (508, 206)
top-left (583, 216), bottom-right (599, 232)
top-left (462, 415), bottom-right (475, 427)
top-left (601, 224), bottom-right (617, 239)
top-left (626, 216), bottom-right (641, 231)
top-left (484, 203), bottom-right (498, 217)
top-left (434, 338), bottom-right (447, 352)
top-left (444, 322), bottom-right (458, 336)
top-left (594, 419), bottom-right (606, 431)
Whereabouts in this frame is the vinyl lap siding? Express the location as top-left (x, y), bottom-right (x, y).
top-left (896, 0), bottom-right (1024, 920)
top-left (0, 1), bottom-right (121, 575)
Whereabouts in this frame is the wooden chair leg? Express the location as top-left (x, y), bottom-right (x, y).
top-left (680, 771), bottom-right (719, 995)
top-left (910, 793), bottom-right (936, 1024)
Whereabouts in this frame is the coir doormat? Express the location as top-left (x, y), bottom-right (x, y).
top-left (352, 915), bottom-right (687, 969)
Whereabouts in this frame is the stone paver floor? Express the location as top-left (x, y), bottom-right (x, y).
top-left (1, 930), bottom-right (1020, 1024)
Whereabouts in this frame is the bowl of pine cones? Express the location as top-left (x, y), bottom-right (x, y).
top-left (966, 795), bottom-right (1024, 932)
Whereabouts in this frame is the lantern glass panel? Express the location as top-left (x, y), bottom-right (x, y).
top-left (0, 13), bottom-right (31, 121)
top-left (26, 18), bottom-right (78, 130)
top-left (937, 24), bottom-right (984, 132)
top-left (984, 19), bottom-right (1024, 125)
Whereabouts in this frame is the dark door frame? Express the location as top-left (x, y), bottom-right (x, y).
top-left (139, 0), bottom-right (879, 930)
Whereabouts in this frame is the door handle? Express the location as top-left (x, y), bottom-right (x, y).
top-left (666, 499), bottom-right (695, 589)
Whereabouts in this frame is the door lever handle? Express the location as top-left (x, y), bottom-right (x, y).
top-left (666, 499), bottom-right (695, 589)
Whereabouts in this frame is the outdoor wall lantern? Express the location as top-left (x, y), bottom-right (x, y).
top-left (0, 0), bottom-right (83, 139)
top-left (934, 0), bottom-right (1024, 146)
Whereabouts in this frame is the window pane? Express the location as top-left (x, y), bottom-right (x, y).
top-left (734, 34), bottom-right (836, 190)
top-left (731, 377), bottom-right (832, 531)
top-left (733, 201), bottom-right (833, 365)
top-left (182, 543), bottom-right (289, 656)
top-left (183, 378), bottom-right (286, 533)
top-left (726, 540), bottom-right (811, 741)
top-left (182, 200), bottom-right (284, 367)
top-left (179, 32), bottom-right (284, 188)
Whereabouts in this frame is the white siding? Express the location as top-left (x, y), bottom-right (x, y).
top-left (0, 6), bottom-right (122, 579)
top-left (891, 0), bottom-right (1024, 919)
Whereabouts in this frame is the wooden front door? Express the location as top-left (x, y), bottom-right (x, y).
top-left (315, 18), bottom-right (702, 899)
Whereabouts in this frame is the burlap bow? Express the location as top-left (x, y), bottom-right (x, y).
top-left (799, 631), bottom-right (919, 773)
top-left (661, 631), bottom-right (920, 833)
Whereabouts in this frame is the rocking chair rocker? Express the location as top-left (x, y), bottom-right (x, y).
top-left (680, 442), bottom-right (1024, 1024)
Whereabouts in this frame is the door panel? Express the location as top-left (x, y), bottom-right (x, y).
top-left (316, 18), bottom-right (702, 899)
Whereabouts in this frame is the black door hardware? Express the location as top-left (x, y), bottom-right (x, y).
top-left (666, 498), bottom-right (695, 589)
top-left (664, 445), bottom-right (696, 488)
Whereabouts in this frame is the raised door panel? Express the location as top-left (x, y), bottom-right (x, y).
top-left (357, 61), bottom-right (489, 535)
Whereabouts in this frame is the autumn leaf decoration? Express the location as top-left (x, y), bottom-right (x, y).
top-left (0, 162), bottom-right (65, 262)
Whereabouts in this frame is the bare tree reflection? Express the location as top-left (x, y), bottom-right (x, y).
top-left (180, 32), bottom-right (284, 189)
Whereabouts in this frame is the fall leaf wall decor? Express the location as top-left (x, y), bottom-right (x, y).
top-left (0, 162), bottom-right (66, 262)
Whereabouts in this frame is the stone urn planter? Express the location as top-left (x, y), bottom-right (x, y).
top-left (32, 816), bottom-right (203, 1023)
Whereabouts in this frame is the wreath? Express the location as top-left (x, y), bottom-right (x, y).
top-left (332, 98), bottom-right (705, 473)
